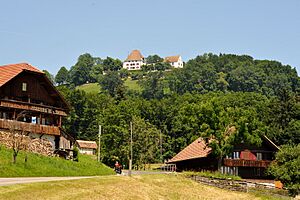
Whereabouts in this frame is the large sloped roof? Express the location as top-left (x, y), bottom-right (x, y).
top-left (126, 50), bottom-right (144, 61)
top-left (0, 63), bottom-right (43, 87)
top-left (168, 137), bottom-right (212, 163)
top-left (76, 140), bottom-right (98, 149)
top-left (168, 135), bottom-right (279, 163)
top-left (164, 55), bottom-right (181, 63)
top-left (0, 63), bottom-right (70, 111)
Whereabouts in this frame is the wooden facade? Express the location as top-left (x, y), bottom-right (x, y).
top-left (168, 136), bottom-right (279, 179)
top-left (0, 63), bottom-right (72, 150)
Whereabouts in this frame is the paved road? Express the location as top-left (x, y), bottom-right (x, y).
top-left (122, 170), bottom-right (173, 176)
top-left (0, 176), bottom-right (95, 186)
top-left (0, 171), bottom-right (173, 186)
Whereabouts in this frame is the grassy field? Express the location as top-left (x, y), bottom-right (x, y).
top-left (124, 78), bottom-right (141, 92)
top-left (77, 83), bottom-right (100, 94)
top-left (0, 174), bottom-right (283, 200)
top-left (0, 146), bottom-right (114, 177)
top-left (77, 79), bottom-right (141, 94)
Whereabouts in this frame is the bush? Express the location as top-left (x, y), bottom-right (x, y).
top-left (73, 147), bottom-right (79, 162)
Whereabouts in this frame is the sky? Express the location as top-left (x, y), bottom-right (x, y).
top-left (0, 0), bottom-right (300, 75)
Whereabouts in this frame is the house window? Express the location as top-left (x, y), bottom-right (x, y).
top-left (256, 153), bottom-right (262, 160)
top-left (233, 151), bottom-right (240, 159)
top-left (22, 83), bottom-right (27, 91)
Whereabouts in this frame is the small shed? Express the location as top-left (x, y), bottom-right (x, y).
top-left (76, 140), bottom-right (97, 155)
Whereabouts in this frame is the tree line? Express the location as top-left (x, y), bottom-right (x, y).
top-left (53, 52), bottom-right (299, 194)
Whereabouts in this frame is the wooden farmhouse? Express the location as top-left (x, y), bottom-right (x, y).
top-left (76, 140), bottom-right (97, 155)
top-left (168, 135), bottom-right (279, 179)
top-left (0, 63), bottom-right (73, 151)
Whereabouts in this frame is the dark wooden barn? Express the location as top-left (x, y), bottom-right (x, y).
top-left (0, 63), bottom-right (74, 150)
top-left (168, 135), bottom-right (279, 179)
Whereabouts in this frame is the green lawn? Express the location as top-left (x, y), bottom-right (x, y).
top-left (77, 79), bottom-right (142, 94)
top-left (0, 174), bottom-right (281, 200)
top-left (0, 146), bottom-right (114, 177)
top-left (77, 83), bottom-right (100, 94)
top-left (124, 78), bottom-right (142, 92)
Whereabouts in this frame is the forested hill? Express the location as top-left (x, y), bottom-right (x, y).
top-left (167, 53), bottom-right (299, 97)
top-left (52, 53), bottom-right (299, 168)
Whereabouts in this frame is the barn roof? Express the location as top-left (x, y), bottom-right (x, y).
top-left (164, 55), bottom-right (181, 63)
top-left (76, 140), bottom-right (98, 149)
top-left (126, 50), bottom-right (144, 61)
top-left (168, 135), bottom-right (279, 163)
top-left (168, 137), bottom-right (212, 163)
top-left (0, 63), bottom-right (43, 87)
top-left (0, 63), bottom-right (70, 111)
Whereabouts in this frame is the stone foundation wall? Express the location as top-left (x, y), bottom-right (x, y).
top-left (189, 175), bottom-right (289, 197)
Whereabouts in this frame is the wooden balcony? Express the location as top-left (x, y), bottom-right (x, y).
top-left (0, 118), bottom-right (60, 136)
top-left (223, 158), bottom-right (272, 168)
top-left (0, 99), bottom-right (67, 116)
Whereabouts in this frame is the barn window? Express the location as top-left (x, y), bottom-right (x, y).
top-left (22, 83), bottom-right (27, 91)
top-left (256, 153), bottom-right (262, 160)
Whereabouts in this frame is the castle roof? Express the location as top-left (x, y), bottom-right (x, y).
top-left (126, 50), bottom-right (144, 61)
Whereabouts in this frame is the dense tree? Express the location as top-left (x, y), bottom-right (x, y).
top-left (131, 116), bottom-right (161, 169)
top-left (119, 68), bottom-right (129, 79)
top-left (265, 90), bottom-right (300, 145)
top-left (201, 104), bottom-right (264, 170)
top-left (154, 62), bottom-right (172, 71)
top-left (55, 66), bottom-right (68, 85)
top-left (68, 53), bottom-right (95, 86)
top-left (98, 71), bottom-right (125, 98)
top-left (146, 55), bottom-right (163, 64)
top-left (139, 72), bottom-right (165, 99)
top-left (61, 89), bottom-right (87, 138)
top-left (268, 144), bottom-right (300, 196)
top-left (102, 57), bottom-right (122, 71)
top-left (90, 64), bottom-right (103, 81)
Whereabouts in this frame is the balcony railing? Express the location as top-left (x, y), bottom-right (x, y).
top-left (0, 99), bottom-right (67, 116)
top-left (223, 158), bottom-right (272, 168)
top-left (0, 118), bottom-right (60, 136)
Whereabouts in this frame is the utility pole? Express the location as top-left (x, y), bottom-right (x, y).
top-left (160, 130), bottom-right (163, 163)
top-left (128, 121), bottom-right (133, 176)
top-left (98, 125), bottom-right (101, 162)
